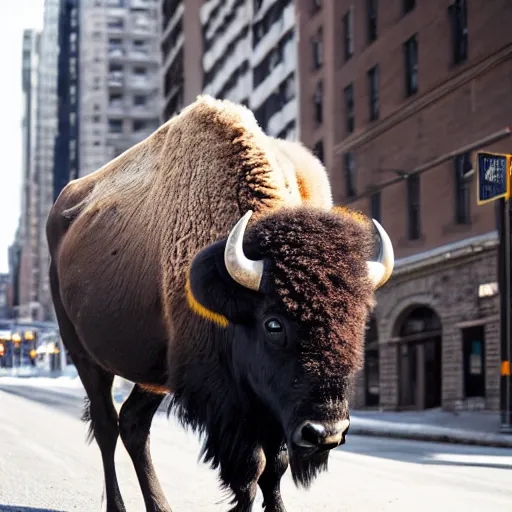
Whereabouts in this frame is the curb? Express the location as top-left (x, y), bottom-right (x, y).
top-left (349, 425), bottom-right (512, 448)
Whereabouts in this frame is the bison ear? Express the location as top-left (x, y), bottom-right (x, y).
top-left (187, 239), bottom-right (258, 326)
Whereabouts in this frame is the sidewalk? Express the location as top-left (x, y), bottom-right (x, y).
top-left (350, 408), bottom-right (512, 448)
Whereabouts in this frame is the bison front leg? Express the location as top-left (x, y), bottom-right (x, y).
top-left (258, 439), bottom-right (288, 512)
top-left (223, 445), bottom-right (266, 512)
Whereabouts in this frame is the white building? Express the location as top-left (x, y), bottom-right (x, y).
top-left (79, 0), bottom-right (163, 177)
top-left (36, 0), bottom-right (61, 321)
top-left (161, 0), bottom-right (297, 140)
top-left (201, 0), bottom-right (297, 140)
top-left (18, 29), bottom-right (41, 321)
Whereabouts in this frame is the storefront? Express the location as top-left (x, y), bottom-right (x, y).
top-left (353, 231), bottom-right (500, 412)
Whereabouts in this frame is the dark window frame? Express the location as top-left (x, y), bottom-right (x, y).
top-left (448, 0), bottom-right (468, 65)
top-left (406, 174), bottom-right (421, 240)
top-left (367, 0), bottom-right (378, 44)
top-left (370, 191), bottom-right (381, 223)
top-left (312, 27), bottom-right (323, 70)
top-left (368, 65), bottom-right (379, 121)
top-left (403, 0), bottom-right (416, 15)
top-left (343, 9), bottom-right (353, 62)
top-left (404, 35), bottom-right (418, 97)
top-left (314, 81), bottom-right (323, 125)
top-left (344, 83), bottom-right (354, 134)
top-left (313, 140), bottom-right (324, 163)
top-left (462, 325), bottom-right (486, 398)
top-left (344, 152), bottom-right (356, 198)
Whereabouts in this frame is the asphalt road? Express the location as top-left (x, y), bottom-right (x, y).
top-left (0, 381), bottom-right (511, 512)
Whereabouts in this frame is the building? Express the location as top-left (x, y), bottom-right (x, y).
top-left (296, 0), bottom-right (511, 411)
top-left (17, 29), bottom-right (41, 322)
top-left (36, 0), bottom-right (61, 321)
top-left (161, 0), bottom-right (298, 140)
top-left (161, 0), bottom-right (203, 118)
top-left (78, 0), bottom-right (162, 177)
top-left (0, 274), bottom-right (10, 319)
top-left (54, 0), bottom-right (80, 200)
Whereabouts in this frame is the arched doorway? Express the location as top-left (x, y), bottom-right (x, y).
top-left (397, 306), bottom-right (442, 410)
top-left (364, 316), bottom-right (379, 406)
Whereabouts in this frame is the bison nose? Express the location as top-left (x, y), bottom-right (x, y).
top-left (293, 419), bottom-right (350, 449)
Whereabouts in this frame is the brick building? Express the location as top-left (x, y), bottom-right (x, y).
top-left (297, 0), bottom-right (512, 411)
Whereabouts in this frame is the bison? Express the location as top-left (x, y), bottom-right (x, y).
top-left (46, 96), bottom-right (393, 512)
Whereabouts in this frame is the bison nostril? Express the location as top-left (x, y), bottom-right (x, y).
top-left (301, 422), bottom-right (326, 446)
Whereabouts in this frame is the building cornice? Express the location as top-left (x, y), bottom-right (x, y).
top-left (391, 231), bottom-right (499, 278)
top-left (334, 43), bottom-right (512, 155)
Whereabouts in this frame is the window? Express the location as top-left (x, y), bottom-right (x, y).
top-left (133, 120), bottom-right (147, 131)
top-left (404, 35), bottom-right (418, 96)
top-left (343, 9), bottom-right (353, 62)
top-left (133, 39), bottom-right (145, 47)
top-left (312, 0), bottom-right (322, 14)
top-left (403, 0), bottom-right (415, 14)
top-left (312, 28), bottom-right (323, 69)
top-left (314, 81), bottom-right (323, 125)
top-left (109, 38), bottom-right (123, 48)
top-left (344, 152), bottom-right (356, 198)
top-left (370, 191), bottom-right (381, 223)
top-left (344, 83), bottom-right (354, 134)
top-left (455, 152), bottom-right (471, 224)
top-left (449, 0), bottom-right (468, 65)
top-left (368, 65), bottom-right (379, 121)
top-left (407, 174), bottom-right (420, 240)
top-left (462, 326), bottom-right (485, 398)
top-left (313, 140), bottom-right (324, 163)
top-left (109, 120), bottom-right (123, 133)
top-left (107, 17), bottom-right (124, 30)
top-left (134, 66), bottom-right (147, 76)
top-left (367, 0), bottom-right (378, 43)
top-left (134, 95), bottom-right (147, 106)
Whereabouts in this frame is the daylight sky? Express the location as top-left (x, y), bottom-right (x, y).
top-left (0, 1), bottom-right (44, 274)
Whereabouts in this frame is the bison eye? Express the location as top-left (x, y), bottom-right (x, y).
top-left (265, 318), bottom-right (283, 334)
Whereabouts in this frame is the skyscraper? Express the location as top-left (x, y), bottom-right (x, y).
top-left (18, 29), bottom-right (41, 321)
top-left (161, 0), bottom-right (298, 140)
top-left (79, 0), bottom-right (162, 177)
top-left (36, 0), bottom-right (61, 321)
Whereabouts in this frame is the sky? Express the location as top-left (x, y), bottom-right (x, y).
top-left (0, 2), bottom-right (44, 274)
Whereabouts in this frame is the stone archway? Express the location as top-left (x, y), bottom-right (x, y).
top-left (364, 315), bottom-right (379, 406)
top-left (396, 306), bottom-right (442, 410)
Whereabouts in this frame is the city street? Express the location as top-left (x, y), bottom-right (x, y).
top-left (0, 380), bottom-right (511, 512)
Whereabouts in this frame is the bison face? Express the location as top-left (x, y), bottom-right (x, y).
top-left (187, 207), bottom-right (393, 487)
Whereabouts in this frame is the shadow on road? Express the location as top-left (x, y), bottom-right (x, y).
top-left (0, 506), bottom-right (66, 512)
top-left (0, 385), bottom-right (84, 420)
top-left (342, 435), bottom-right (512, 469)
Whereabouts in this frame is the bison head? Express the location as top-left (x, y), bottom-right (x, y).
top-left (186, 206), bottom-right (393, 487)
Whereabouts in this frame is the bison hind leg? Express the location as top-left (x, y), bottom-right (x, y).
top-left (81, 396), bottom-right (95, 445)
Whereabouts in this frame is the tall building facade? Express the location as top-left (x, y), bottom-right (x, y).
top-left (36, 0), bottom-right (61, 321)
top-left (79, 0), bottom-right (162, 177)
top-left (18, 29), bottom-right (41, 322)
top-left (297, 0), bottom-right (512, 412)
top-left (54, 0), bottom-right (80, 200)
top-left (161, 0), bottom-right (298, 140)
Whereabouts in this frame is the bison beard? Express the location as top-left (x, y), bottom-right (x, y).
top-left (288, 448), bottom-right (330, 488)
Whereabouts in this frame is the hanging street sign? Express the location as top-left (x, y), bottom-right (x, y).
top-left (476, 151), bottom-right (511, 205)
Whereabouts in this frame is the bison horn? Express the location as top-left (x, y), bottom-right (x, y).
top-left (367, 219), bottom-right (394, 289)
top-left (224, 210), bottom-right (264, 291)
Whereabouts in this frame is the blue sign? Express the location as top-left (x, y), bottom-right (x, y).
top-left (477, 152), bottom-right (510, 205)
